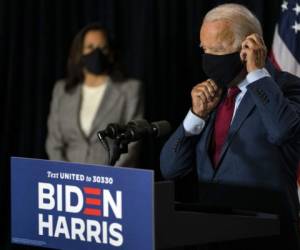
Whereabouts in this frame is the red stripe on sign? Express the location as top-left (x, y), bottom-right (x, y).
top-left (83, 208), bottom-right (102, 216)
top-left (83, 187), bottom-right (101, 195)
top-left (85, 198), bottom-right (102, 206)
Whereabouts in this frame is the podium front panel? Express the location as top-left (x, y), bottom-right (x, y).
top-left (11, 157), bottom-right (154, 250)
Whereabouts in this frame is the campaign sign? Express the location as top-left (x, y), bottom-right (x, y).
top-left (11, 157), bottom-right (154, 250)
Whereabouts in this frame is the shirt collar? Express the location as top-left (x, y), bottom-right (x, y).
top-left (237, 77), bottom-right (250, 94)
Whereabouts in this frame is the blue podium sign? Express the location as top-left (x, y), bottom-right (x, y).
top-left (11, 157), bottom-right (154, 250)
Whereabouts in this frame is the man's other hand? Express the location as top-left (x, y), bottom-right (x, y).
top-left (240, 33), bottom-right (267, 73)
top-left (191, 79), bottom-right (222, 119)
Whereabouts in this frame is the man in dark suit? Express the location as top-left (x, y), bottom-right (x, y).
top-left (160, 3), bottom-right (300, 249)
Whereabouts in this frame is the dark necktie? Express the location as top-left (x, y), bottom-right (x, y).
top-left (211, 86), bottom-right (241, 167)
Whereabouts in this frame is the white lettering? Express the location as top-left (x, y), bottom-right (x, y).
top-left (86, 219), bottom-right (101, 243)
top-left (71, 218), bottom-right (86, 241)
top-left (38, 214), bottom-right (53, 236)
top-left (65, 185), bottom-right (83, 213)
top-left (103, 190), bottom-right (122, 219)
top-left (54, 216), bottom-right (70, 239)
top-left (109, 223), bottom-right (123, 247)
top-left (38, 183), bottom-right (55, 210)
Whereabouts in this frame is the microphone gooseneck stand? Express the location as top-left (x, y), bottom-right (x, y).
top-left (110, 136), bottom-right (131, 165)
top-left (97, 130), bottom-right (131, 165)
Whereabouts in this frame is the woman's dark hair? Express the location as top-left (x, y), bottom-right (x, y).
top-left (65, 23), bottom-right (126, 92)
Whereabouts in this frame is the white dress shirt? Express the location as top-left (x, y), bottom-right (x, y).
top-left (80, 82), bottom-right (108, 136)
top-left (183, 68), bottom-right (271, 135)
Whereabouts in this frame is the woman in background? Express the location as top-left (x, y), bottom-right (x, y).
top-left (46, 23), bottom-right (143, 167)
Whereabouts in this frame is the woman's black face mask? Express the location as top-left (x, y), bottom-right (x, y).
top-left (202, 52), bottom-right (244, 88)
top-left (81, 48), bottom-right (111, 75)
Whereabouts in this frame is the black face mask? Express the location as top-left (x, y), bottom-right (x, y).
top-left (81, 48), bottom-right (110, 75)
top-left (202, 52), bottom-right (244, 88)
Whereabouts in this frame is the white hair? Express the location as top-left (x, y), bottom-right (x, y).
top-left (203, 3), bottom-right (263, 49)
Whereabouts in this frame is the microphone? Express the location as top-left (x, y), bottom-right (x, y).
top-left (98, 123), bottom-right (127, 139)
top-left (97, 119), bottom-right (171, 165)
top-left (119, 119), bottom-right (172, 142)
top-left (98, 119), bottom-right (171, 142)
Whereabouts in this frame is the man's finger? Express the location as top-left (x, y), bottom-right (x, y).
top-left (201, 86), bottom-right (212, 101)
top-left (198, 91), bottom-right (208, 104)
top-left (242, 38), bottom-right (259, 50)
top-left (248, 33), bottom-right (265, 47)
top-left (246, 34), bottom-right (259, 43)
top-left (203, 84), bottom-right (215, 99)
top-left (207, 79), bottom-right (218, 92)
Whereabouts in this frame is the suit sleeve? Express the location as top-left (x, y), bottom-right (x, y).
top-left (247, 74), bottom-right (300, 145)
top-left (160, 124), bottom-right (200, 179)
top-left (115, 80), bottom-right (144, 167)
top-left (45, 81), bottom-right (66, 161)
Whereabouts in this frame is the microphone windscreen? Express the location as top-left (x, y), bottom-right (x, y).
top-left (151, 120), bottom-right (172, 137)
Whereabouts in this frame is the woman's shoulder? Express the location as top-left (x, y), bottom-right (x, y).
top-left (52, 79), bottom-right (67, 94)
top-left (52, 79), bottom-right (81, 96)
top-left (112, 78), bottom-right (142, 97)
top-left (121, 78), bottom-right (142, 87)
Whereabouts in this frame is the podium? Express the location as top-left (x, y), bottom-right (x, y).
top-left (11, 158), bottom-right (279, 250)
top-left (11, 157), bottom-right (155, 250)
top-left (155, 181), bottom-right (279, 249)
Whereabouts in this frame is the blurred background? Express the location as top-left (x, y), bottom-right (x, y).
top-left (0, 0), bottom-right (282, 249)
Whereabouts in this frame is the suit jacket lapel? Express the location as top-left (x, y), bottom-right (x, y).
top-left (89, 79), bottom-right (121, 137)
top-left (68, 84), bottom-right (85, 138)
top-left (213, 61), bottom-right (275, 170)
top-left (217, 91), bottom-right (256, 167)
top-left (218, 60), bottom-right (276, 164)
